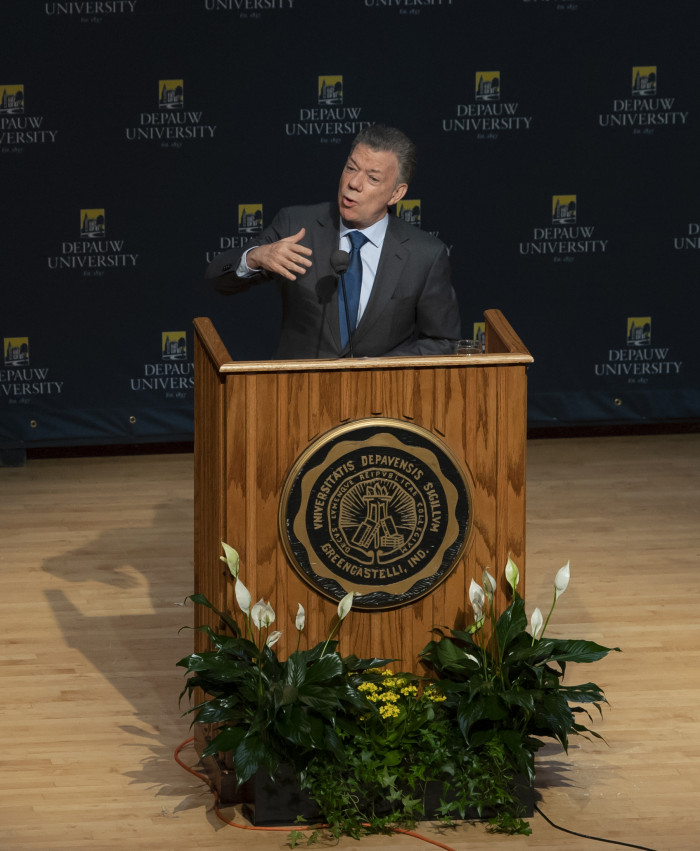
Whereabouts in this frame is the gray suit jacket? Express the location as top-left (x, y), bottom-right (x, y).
top-left (205, 201), bottom-right (461, 359)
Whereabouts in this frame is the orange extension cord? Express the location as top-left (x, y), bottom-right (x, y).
top-left (174, 737), bottom-right (459, 850)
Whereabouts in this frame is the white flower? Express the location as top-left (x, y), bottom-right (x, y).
top-left (234, 578), bottom-right (252, 616)
top-left (251, 598), bottom-right (276, 630)
top-left (505, 558), bottom-right (520, 592)
top-left (482, 568), bottom-right (497, 601)
top-left (295, 603), bottom-right (305, 632)
top-left (337, 591), bottom-right (355, 621)
top-left (554, 561), bottom-right (570, 599)
top-left (469, 579), bottom-right (485, 617)
top-left (266, 630), bottom-right (282, 648)
top-left (530, 607), bottom-right (543, 640)
top-left (219, 542), bottom-right (240, 578)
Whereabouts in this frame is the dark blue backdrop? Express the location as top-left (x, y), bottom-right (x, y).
top-left (2, 0), bottom-right (698, 449)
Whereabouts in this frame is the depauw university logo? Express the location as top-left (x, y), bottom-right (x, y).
top-left (475, 72), bottom-right (500, 102)
top-left (4, 337), bottom-right (29, 368)
top-left (162, 332), bottom-right (187, 361)
top-left (0, 85), bottom-right (24, 115)
top-left (318, 76), bottom-right (342, 106)
top-left (280, 420), bottom-right (472, 611)
top-left (159, 80), bottom-right (183, 110)
top-left (80, 209), bottom-right (105, 239)
top-left (473, 323), bottom-right (485, 348)
top-left (627, 317), bottom-right (651, 346)
top-left (552, 195), bottom-right (576, 225)
top-left (396, 200), bottom-right (421, 227)
top-left (238, 204), bottom-right (263, 235)
top-left (632, 67), bottom-right (657, 97)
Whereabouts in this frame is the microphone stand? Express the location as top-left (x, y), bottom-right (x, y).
top-left (338, 270), bottom-right (355, 358)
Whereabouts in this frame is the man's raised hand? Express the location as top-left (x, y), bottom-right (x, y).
top-left (246, 228), bottom-right (312, 281)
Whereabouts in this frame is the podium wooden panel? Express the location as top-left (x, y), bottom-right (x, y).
top-left (193, 311), bottom-right (532, 674)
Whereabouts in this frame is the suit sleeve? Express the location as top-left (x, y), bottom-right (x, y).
top-left (386, 243), bottom-right (462, 356)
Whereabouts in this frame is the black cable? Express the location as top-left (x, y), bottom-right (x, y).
top-left (535, 804), bottom-right (662, 851)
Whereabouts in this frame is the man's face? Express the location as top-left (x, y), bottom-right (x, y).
top-left (337, 143), bottom-right (408, 230)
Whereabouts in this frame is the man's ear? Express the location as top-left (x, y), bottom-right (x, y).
top-left (389, 183), bottom-right (408, 206)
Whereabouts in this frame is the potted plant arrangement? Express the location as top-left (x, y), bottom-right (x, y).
top-left (178, 544), bottom-right (618, 840)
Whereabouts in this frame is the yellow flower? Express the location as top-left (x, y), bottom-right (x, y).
top-left (380, 691), bottom-right (400, 703)
top-left (401, 685), bottom-right (418, 697)
top-left (379, 704), bottom-right (400, 719)
top-left (426, 691), bottom-right (446, 703)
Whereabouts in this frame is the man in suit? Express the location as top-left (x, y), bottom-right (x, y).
top-left (205, 125), bottom-right (461, 359)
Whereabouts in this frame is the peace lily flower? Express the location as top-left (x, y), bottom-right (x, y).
top-left (541, 561), bottom-right (572, 639)
top-left (251, 598), bottom-right (276, 630)
top-left (554, 561), bottom-right (570, 599)
top-left (337, 591), bottom-right (356, 621)
top-left (482, 568), bottom-right (497, 602)
top-left (469, 579), bottom-right (485, 620)
top-left (235, 577), bottom-right (252, 616)
top-left (220, 541), bottom-right (240, 579)
top-left (296, 602), bottom-right (306, 632)
top-left (505, 557), bottom-right (520, 595)
top-left (530, 607), bottom-right (543, 641)
top-left (320, 591), bottom-right (357, 656)
top-left (266, 630), bottom-right (282, 648)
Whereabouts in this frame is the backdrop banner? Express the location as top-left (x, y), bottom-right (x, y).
top-left (2, 0), bottom-right (698, 449)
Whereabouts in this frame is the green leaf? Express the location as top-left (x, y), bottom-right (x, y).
top-left (297, 685), bottom-right (343, 714)
top-left (283, 653), bottom-right (309, 689)
top-left (456, 694), bottom-right (487, 740)
top-left (482, 694), bottom-right (508, 721)
top-left (202, 724), bottom-right (245, 757)
top-left (426, 637), bottom-right (481, 677)
top-left (303, 652), bottom-right (345, 684)
top-left (559, 682), bottom-right (608, 704)
top-left (535, 638), bottom-right (620, 664)
top-left (232, 734), bottom-right (268, 785)
top-left (277, 683), bottom-right (299, 707)
top-left (187, 593), bottom-right (240, 636)
top-left (495, 596), bottom-right (528, 654)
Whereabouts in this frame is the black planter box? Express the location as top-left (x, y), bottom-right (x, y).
top-left (243, 774), bottom-right (534, 826)
top-left (243, 763), bottom-right (321, 826)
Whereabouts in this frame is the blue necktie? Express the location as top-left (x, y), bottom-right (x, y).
top-left (339, 231), bottom-right (368, 348)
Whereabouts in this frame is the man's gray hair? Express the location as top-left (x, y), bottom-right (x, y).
top-left (350, 125), bottom-right (417, 186)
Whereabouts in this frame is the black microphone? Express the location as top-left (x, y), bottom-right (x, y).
top-left (330, 249), bottom-right (350, 275)
top-left (331, 250), bottom-right (354, 358)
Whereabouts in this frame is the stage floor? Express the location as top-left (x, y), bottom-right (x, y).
top-left (1, 432), bottom-right (698, 850)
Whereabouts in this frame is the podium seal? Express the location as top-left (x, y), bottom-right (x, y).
top-left (279, 418), bottom-right (473, 611)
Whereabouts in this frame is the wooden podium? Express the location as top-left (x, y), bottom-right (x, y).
top-left (193, 310), bottom-right (532, 673)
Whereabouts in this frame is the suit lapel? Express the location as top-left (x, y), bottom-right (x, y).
top-left (313, 205), bottom-right (343, 352)
top-left (353, 214), bottom-right (408, 345)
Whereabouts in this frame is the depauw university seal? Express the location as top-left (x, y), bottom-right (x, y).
top-left (279, 419), bottom-right (473, 611)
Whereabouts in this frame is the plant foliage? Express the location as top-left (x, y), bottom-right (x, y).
top-left (178, 548), bottom-right (619, 840)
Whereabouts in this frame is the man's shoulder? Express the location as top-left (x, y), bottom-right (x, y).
top-left (388, 212), bottom-right (446, 251)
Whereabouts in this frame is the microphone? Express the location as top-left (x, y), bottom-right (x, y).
top-left (330, 249), bottom-right (350, 274)
top-left (331, 250), bottom-right (354, 358)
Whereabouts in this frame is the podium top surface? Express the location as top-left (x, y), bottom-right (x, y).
top-left (194, 310), bottom-right (533, 375)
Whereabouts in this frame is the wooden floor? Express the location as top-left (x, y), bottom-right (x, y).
top-left (1, 432), bottom-right (698, 851)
